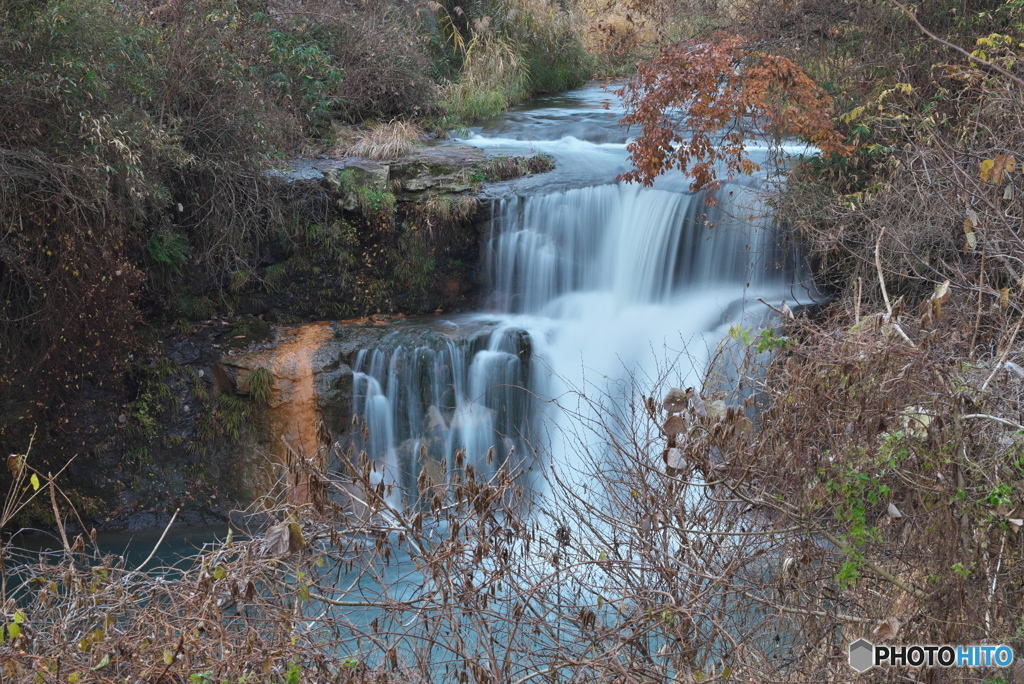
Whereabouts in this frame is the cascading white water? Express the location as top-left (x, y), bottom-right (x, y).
top-left (350, 84), bottom-right (813, 494)
top-left (350, 325), bottom-right (536, 501)
top-left (486, 182), bottom-right (790, 315)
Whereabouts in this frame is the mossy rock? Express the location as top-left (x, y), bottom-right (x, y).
top-left (389, 146), bottom-right (487, 199)
top-left (324, 161), bottom-right (390, 212)
top-left (219, 316), bottom-right (272, 349)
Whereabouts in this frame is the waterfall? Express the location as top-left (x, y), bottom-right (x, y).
top-left (349, 85), bottom-right (809, 498)
top-left (486, 181), bottom-right (792, 315)
top-left (349, 326), bottom-right (536, 503)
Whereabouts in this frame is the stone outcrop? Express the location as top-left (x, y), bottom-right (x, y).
top-left (264, 142), bottom-right (488, 203)
top-left (216, 324), bottom-right (338, 503)
top-left (50, 140), bottom-right (555, 530)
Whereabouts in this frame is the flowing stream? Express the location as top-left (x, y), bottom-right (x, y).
top-left (349, 83), bottom-right (814, 500)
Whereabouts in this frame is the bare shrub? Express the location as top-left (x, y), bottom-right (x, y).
top-left (653, 296), bottom-right (1024, 681)
top-left (8, 281), bottom-right (1024, 683)
top-left (782, 50), bottom-right (1024, 319)
top-left (0, 0), bottom-right (292, 423)
top-left (301, 0), bottom-right (439, 121)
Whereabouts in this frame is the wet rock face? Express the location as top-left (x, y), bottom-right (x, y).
top-left (218, 317), bottom-right (273, 350)
top-left (179, 142), bottom-right (560, 329)
top-left (216, 324), bottom-right (345, 503)
top-left (323, 159), bottom-right (389, 212)
top-left (213, 319), bottom-right (412, 504)
top-left (30, 142), bottom-right (555, 530)
top-left (265, 143), bottom-right (553, 203)
top-left (232, 143), bottom-right (504, 325)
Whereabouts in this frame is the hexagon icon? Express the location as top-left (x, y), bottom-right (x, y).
top-left (849, 638), bottom-right (875, 673)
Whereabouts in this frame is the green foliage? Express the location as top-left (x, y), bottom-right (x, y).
top-left (210, 394), bottom-right (251, 443)
top-left (754, 328), bottom-right (791, 354)
top-left (228, 269), bottom-right (253, 294)
top-left (728, 324), bottom-right (753, 346)
top-left (178, 295), bottom-right (217, 322)
top-left (336, 170), bottom-right (397, 220)
top-left (130, 393), bottom-right (162, 440)
top-left (728, 323), bottom-right (793, 354)
top-left (304, 220), bottom-right (358, 267)
top-left (264, 28), bottom-right (344, 124)
top-left (513, 1), bottom-right (592, 93)
top-left (147, 232), bottom-right (190, 275)
top-left (247, 368), bottom-right (274, 407)
top-left (357, 188), bottom-right (396, 219)
top-left (985, 483), bottom-right (1014, 509)
top-left (264, 263), bottom-right (288, 293)
top-left (391, 233), bottom-right (436, 293)
top-left (827, 470), bottom-right (888, 586)
top-left (447, 37), bottom-right (531, 120)
top-left (123, 358), bottom-right (178, 442)
top-left (951, 562), bottom-right (972, 580)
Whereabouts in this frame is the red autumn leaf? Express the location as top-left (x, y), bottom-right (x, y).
top-left (617, 35), bottom-right (851, 192)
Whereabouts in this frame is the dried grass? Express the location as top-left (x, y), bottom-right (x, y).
top-left (347, 120), bottom-right (423, 160)
top-left (423, 194), bottom-right (479, 223)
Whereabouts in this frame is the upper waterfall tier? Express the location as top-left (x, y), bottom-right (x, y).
top-left (485, 181), bottom-right (794, 316)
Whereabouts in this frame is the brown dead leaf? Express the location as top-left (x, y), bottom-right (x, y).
top-left (871, 617), bottom-right (901, 640)
top-left (262, 522), bottom-right (305, 556)
top-left (689, 393), bottom-right (707, 418)
top-left (6, 453), bottom-right (25, 477)
top-left (662, 388), bottom-right (690, 414)
top-left (920, 280), bottom-right (951, 328)
top-left (663, 414), bottom-right (687, 436)
top-left (664, 447), bottom-right (685, 473)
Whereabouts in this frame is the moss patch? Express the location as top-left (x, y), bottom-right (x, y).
top-left (220, 317), bottom-right (272, 349)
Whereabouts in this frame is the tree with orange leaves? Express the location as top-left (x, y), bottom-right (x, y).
top-left (617, 35), bottom-right (850, 193)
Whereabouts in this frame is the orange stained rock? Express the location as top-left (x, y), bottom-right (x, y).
top-left (262, 322), bottom-right (332, 506)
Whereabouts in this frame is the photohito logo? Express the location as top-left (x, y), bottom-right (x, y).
top-left (849, 639), bottom-right (1014, 673)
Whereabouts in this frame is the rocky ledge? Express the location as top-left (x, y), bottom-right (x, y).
top-left (263, 141), bottom-right (553, 204)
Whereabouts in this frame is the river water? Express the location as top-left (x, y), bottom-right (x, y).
top-left (349, 83), bottom-right (815, 499)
